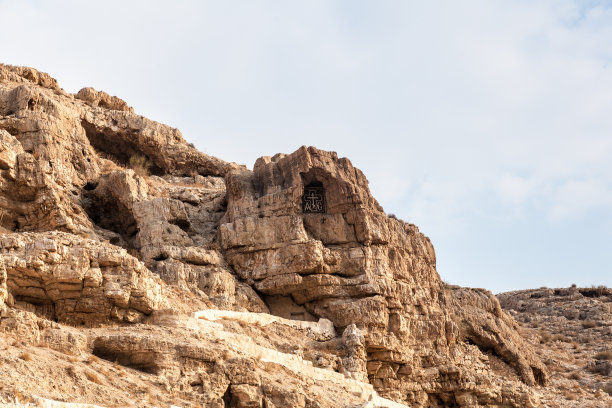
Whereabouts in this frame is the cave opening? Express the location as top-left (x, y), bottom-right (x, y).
top-left (82, 189), bottom-right (139, 250)
top-left (92, 345), bottom-right (159, 374)
top-left (80, 119), bottom-right (164, 176)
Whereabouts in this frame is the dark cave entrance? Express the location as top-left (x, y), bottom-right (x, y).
top-left (80, 119), bottom-right (164, 176)
top-left (81, 188), bottom-right (139, 250)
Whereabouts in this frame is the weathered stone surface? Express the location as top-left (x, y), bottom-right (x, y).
top-left (0, 231), bottom-right (167, 325)
top-left (0, 64), bottom-right (62, 92)
top-left (220, 146), bottom-right (547, 406)
top-left (194, 308), bottom-right (337, 341)
top-left (0, 260), bottom-right (7, 309)
top-left (0, 64), bottom-right (569, 407)
top-left (74, 87), bottom-right (133, 112)
top-left (0, 306), bottom-right (88, 357)
top-left (340, 324), bottom-right (368, 381)
top-left (446, 286), bottom-right (548, 386)
top-left (80, 168), bottom-right (267, 313)
top-left (0, 307), bottom-right (41, 343)
top-left (87, 316), bottom-right (407, 408)
top-left (0, 63), bottom-right (240, 238)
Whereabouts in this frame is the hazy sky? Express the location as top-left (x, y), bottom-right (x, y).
top-left (2, 1), bottom-right (611, 292)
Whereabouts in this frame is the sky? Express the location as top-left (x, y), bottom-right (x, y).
top-left (1, 0), bottom-right (611, 292)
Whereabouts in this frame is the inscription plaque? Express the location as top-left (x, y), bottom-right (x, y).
top-left (302, 185), bottom-right (325, 213)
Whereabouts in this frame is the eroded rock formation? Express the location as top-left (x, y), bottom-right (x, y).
top-left (0, 231), bottom-right (166, 324)
top-left (0, 63), bottom-right (555, 407)
top-left (220, 147), bottom-right (547, 406)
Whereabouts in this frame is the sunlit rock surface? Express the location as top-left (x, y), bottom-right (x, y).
top-left (1, 63), bottom-right (606, 407)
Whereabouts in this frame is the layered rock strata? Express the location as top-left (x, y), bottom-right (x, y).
top-left (0, 63), bottom-right (552, 407)
top-left (220, 147), bottom-right (548, 406)
top-left (0, 231), bottom-right (166, 324)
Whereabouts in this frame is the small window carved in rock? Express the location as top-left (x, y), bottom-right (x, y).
top-left (302, 181), bottom-right (326, 213)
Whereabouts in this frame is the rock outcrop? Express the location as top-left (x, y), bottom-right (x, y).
top-left (219, 147), bottom-right (547, 406)
top-left (0, 62), bottom-right (239, 237)
top-left (0, 63), bottom-right (555, 407)
top-left (1, 231), bottom-right (167, 325)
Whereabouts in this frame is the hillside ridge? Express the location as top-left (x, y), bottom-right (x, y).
top-left (0, 64), bottom-right (609, 407)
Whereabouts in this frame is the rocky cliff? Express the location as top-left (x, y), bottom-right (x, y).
top-left (0, 64), bottom-right (568, 407)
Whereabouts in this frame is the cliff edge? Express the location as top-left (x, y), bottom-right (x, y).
top-left (0, 64), bottom-right (580, 407)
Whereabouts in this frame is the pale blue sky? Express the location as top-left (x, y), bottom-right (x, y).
top-left (2, 0), bottom-right (611, 292)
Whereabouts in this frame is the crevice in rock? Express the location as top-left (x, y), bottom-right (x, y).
top-left (263, 294), bottom-right (319, 322)
top-left (342, 212), bottom-right (359, 243)
top-left (427, 393), bottom-right (458, 408)
top-left (222, 384), bottom-right (231, 408)
top-left (248, 281), bottom-right (271, 309)
top-left (83, 181), bottom-right (97, 191)
top-left (0, 207), bottom-right (22, 232)
top-left (168, 217), bottom-right (191, 234)
top-left (154, 253), bottom-right (169, 262)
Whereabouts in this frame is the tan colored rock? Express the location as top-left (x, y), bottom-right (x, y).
top-left (85, 319), bottom-right (402, 408)
top-left (36, 398), bottom-right (106, 408)
top-left (0, 261), bottom-right (7, 309)
top-left (446, 286), bottom-right (548, 386)
top-left (74, 87), bottom-right (133, 112)
top-left (81, 169), bottom-right (266, 313)
top-left (340, 324), bottom-right (368, 381)
top-left (221, 146), bottom-right (548, 406)
top-left (0, 62), bottom-right (257, 317)
top-left (229, 384), bottom-right (263, 408)
top-left (0, 64), bottom-right (62, 92)
top-left (0, 307), bottom-right (41, 344)
top-left (0, 231), bottom-right (167, 325)
top-left (194, 308), bottom-right (336, 341)
top-left (0, 63), bottom-right (240, 238)
top-left (0, 64), bottom-right (562, 407)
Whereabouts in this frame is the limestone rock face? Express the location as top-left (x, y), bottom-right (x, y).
top-left (75, 87), bottom-right (133, 112)
top-left (446, 287), bottom-right (548, 386)
top-left (0, 231), bottom-right (167, 324)
top-left (221, 146), bottom-right (547, 405)
top-left (0, 62), bottom-right (239, 236)
top-left (81, 169), bottom-right (267, 313)
top-left (0, 64), bottom-right (554, 407)
top-left (0, 63), bottom-right (262, 314)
